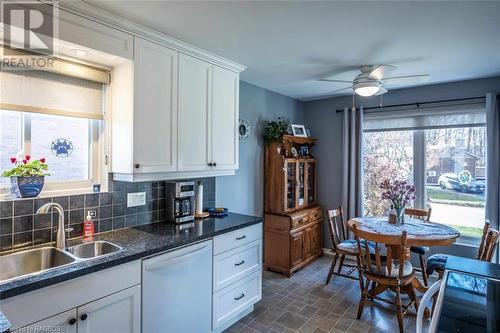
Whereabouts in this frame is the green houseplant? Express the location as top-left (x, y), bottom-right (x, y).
top-left (2, 155), bottom-right (49, 198)
top-left (262, 116), bottom-right (289, 145)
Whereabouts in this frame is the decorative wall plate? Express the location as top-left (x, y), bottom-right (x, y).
top-left (51, 138), bottom-right (73, 157)
top-left (239, 119), bottom-right (250, 140)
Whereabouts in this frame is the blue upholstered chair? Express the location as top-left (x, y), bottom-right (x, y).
top-left (406, 207), bottom-right (432, 286)
top-left (426, 222), bottom-right (500, 279)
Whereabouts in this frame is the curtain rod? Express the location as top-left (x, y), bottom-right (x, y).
top-left (335, 96), bottom-right (486, 113)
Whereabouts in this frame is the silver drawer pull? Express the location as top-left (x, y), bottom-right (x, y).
top-left (234, 293), bottom-right (245, 301)
top-left (235, 260), bottom-right (245, 266)
top-left (236, 235), bottom-right (246, 240)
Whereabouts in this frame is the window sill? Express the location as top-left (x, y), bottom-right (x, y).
top-left (0, 181), bottom-right (108, 201)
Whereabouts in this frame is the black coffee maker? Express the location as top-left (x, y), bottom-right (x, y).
top-left (165, 181), bottom-right (195, 223)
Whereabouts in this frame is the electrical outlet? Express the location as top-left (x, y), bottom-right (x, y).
top-left (87, 209), bottom-right (97, 218)
top-left (127, 192), bottom-right (146, 207)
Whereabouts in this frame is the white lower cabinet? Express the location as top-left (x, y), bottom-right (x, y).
top-left (1, 261), bottom-right (141, 331)
top-left (212, 223), bottom-right (263, 332)
top-left (213, 271), bottom-right (262, 330)
top-left (13, 286), bottom-right (140, 333)
top-left (13, 310), bottom-right (77, 333)
top-left (78, 285), bottom-right (141, 333)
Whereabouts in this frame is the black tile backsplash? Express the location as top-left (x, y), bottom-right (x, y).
top-left (0, 177), bottom-right (216, 252)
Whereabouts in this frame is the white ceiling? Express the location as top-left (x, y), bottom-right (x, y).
top-left (85, 0), bottom-right (500, 101)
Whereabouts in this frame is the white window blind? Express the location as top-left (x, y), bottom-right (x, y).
top-left (363, 100), bottom-right (486, 132)
top-left (0, 69), bottom-right (104, 120)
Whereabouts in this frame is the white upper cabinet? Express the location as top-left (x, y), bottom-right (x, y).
top-left (212, 66), bottom-right (239, 170)
top-left (100, 30), bottom-right (243, 181)
top-left (178, 54), bottom-right (240, 173)
top-left (133, 38), bottom-right (178, 173)
top-left (178, 54), bottom-right (213, 172)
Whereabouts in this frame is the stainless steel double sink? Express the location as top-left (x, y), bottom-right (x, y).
top-left (0, 241), bottom-right (123, 283)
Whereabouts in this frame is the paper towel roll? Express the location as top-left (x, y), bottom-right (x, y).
top-left (195, 182), bottom-right (203, 214)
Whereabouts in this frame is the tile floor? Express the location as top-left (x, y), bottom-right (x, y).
top-left (223, 256), bottom-right (430, 333)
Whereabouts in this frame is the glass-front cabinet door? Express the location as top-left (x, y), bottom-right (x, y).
top-left (284, 159), bottom-right (298, 212)
top-left (305, 159), bottom-right (316, 206)
top-left (297, 160), bottom-right (306, 209)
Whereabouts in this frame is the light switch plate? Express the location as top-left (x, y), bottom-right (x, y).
top-left (127, 192), bottom-right (146, 207)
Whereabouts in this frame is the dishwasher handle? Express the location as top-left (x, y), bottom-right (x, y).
top-left (144, 243), bottom-right (211, 271)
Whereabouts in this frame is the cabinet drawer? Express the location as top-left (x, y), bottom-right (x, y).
top-left (212, 271), bottom-right (262, 330)
top-left (214, 240), bottom-right (261, 291)
top-left (291, 212), bottom-right (309, 229)
top-left (308, 207), bottom-right (323, 222)
top-left (214, 223), bottom-right (262, 255)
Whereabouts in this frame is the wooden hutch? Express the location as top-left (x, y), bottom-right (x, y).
top-left (264, 135), bottom-right (323, 277)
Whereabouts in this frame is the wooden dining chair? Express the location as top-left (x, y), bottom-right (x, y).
top-left (427, 222), bottom-right (500, 279)
top-left (405, 207), bottom-right (432, 286)
top-left (325, 207), bottom-right (365, 284)
top-left (351, 224), bottom-right (418, 333)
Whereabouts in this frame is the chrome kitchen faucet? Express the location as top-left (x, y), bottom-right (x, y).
top-left (36, 203), bottom-right (72, 250)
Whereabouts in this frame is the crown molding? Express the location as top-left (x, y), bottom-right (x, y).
top-left (52, 0), bottom-right (246, 73)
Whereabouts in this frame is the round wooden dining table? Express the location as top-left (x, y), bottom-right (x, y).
top-left (347, 216), bottom-right (460, 292)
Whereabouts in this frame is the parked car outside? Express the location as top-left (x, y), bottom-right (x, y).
top-left (438, 173), bottom-right (485, 193)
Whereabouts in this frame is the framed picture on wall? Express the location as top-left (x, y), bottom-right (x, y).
top-left (291, 124), bottom-right (307, 137)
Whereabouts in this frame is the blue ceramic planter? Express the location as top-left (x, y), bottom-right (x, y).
top-left (10, 176), bottom-right (45, 198)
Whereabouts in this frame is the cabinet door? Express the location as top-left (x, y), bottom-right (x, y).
top-left (305, 160), bottom-right (316, 206)
top-left (13, 309), bottom-right (77, 333)
top-left (290, 231), bottom-right (303, 267)
top-left (312, 223), bottom-right (322, 254)
top-left (298, 160), bottom-right (306, 209)
top-left (78, 285), bottom-right (141, 333)
top-left (303, 227), bottom-right (313, 258)
top-left (133, 38), bottom-right (178, 173)
top-left (284, 159), bottom-right (298, 213)
top-left (178, 54), bottom-right (212, 171)
top-left (211, 66), bottom-right (239, 170)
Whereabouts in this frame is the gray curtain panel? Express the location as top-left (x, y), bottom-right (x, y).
top-left (342, 106), bottom-right (364, 220)
top-left (486, 93), bottom-right (500, 233)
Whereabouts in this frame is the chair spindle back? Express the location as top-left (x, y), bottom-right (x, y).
top-left (404, 207), bottom-right (431, 222)
top-left (327, 207), bottom-right (347, 251)
top-left (352, 224), bottom-right (408, 280)
top-left (476, 222), bottom-right (500, 262)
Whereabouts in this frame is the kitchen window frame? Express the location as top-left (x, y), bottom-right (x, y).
top-left (0, 107), bottom-right (108, 199)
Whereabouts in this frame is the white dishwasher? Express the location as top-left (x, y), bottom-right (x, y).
top-left (142, 240), bottom-right (213, 333)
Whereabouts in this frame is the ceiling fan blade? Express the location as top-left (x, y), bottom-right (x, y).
top-left (327, 86), bottom-right (353, 94)
top-left (382, 74), bottom-right (430, 85)
top-left (317, 78), bottom-right (354, 83)
top-left (368, 64), bottom-right (396, 80)
top-left (375, 86), bottom-right (388, 96)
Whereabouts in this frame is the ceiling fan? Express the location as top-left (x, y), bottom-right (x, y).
top-left (318, 64), bottom-right (430, 97)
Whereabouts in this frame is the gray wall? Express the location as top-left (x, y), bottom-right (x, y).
top-left (304, 76), bottom-right (500, 252)
top-left (217, 81), bottom-right (304, 216)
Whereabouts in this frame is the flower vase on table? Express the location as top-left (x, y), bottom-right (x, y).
top-left (394, 206), bottom-right (405, 225)
top-left (381, 179), bottom-right (415, 225)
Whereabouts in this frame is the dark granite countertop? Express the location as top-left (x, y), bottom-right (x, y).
top-left (0, 311), bottom-right (10, 333)
top-left (0, 213), bottom-right (262, 301)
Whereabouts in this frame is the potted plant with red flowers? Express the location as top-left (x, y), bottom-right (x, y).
top-left (1, 154), bottom-right (49, 198)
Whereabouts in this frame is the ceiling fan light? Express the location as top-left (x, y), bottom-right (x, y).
top-left (353, 81), bottom-right (381, 97)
